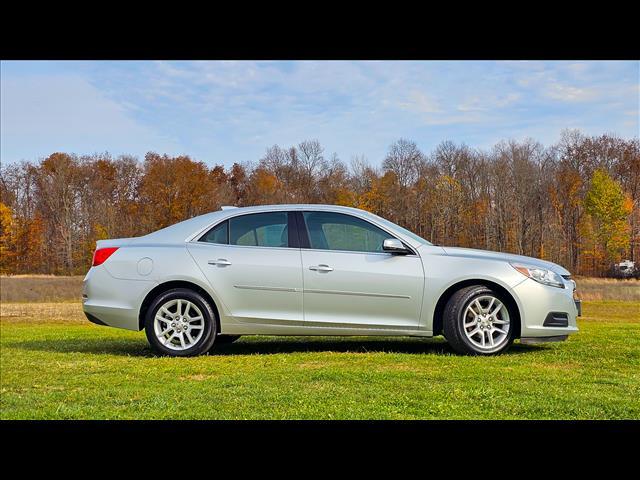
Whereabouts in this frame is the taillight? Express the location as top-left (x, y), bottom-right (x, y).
top-left (92, 247), bottom-right (119, 266)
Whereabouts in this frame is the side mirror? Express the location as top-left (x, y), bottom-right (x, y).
top-left (382, 238), bottom-right (410, 255)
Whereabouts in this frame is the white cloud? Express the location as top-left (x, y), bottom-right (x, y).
top-left (544, 83), bottom-right (599, 102)
top-left (398, 90), bottom-right (442, 113)
top-left (2, 60), bottom-right (637, 167)
top-left (458, 93), bottom-right (521, 112)
top-left (1, 73), bottom-right (182, 162)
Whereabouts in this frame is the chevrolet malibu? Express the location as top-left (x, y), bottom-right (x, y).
top-left (83, 204), bottom-right (580, 356)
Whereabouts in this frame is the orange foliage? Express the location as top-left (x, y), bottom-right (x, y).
top-left (0, 133), bottom-right (637, 276)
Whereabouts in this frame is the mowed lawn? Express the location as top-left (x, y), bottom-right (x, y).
top-left (1, 297), bottom-right (638, 419)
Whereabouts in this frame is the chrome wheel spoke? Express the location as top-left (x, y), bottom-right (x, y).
top-left (474, 299), bottom-right (483, 314)
top-left (183, 301), bottom-right (193, 317)
top-left (468, 327), bottom-right (481, 338)
top-left (159, 326), bottom-right (173, 336)
top-left (486, 297), bottom-right (495, 313)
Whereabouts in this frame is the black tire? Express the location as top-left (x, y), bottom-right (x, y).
top-left (442, 285), bottom-right (516, 355)
top-left (144, 288), bottom-right (217, 357)
top-left (215, 334), bottom-right (241, 344)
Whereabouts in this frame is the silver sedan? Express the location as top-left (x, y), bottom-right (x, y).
top-left (83, 204), bottom-right (580, 356)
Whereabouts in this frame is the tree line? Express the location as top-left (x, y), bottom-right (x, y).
top-left (1, 129), bottom-right (638, 277)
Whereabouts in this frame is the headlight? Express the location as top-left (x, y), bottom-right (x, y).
top-left (510, 263), bottom-right (565, 288)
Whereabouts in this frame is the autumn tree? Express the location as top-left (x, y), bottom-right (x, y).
top-left (583, 169), bottom-right (632, 273)
top-left (0, 130), bottom-right (637, 276)
top-left (612, 138), bottom-right (640, 262)
top-left (317, 154), bottom-right (354, 206)
top-left (297, 139), bottom-right (326, 202)
top-left (245, 167), bottom-right (284, 205)
top-left (34, 153), bottom-right (85, 273)
top-left (229, 163), bottom-right (248, 205)
top-left (0, 202), bottom-right (16, 274)
top-left (138, 153), bottom-right (218, 232)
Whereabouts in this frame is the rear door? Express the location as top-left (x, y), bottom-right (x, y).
top-left (187, 211), bottom-right (303, 325)
top-left (299, 211), bottom-right (424, 329)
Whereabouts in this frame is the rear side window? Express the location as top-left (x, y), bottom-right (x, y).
top-left (200, 220), bottom-right (228, 244)
top-left (302, 211), bottom-right (392, 253)
top-left (230, 212), bottom-right (289, 248)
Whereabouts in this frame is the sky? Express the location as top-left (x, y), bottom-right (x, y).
top-left (1, 60), bottom-right (638, 167)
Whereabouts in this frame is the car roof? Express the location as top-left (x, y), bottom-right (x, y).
top-left (214, 204), bottom-right (368, 214)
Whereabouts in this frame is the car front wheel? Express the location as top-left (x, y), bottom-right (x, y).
top-left (443, 285), bottom-right (515, 355)
top-left (144, 288), bottom-right (217, 357)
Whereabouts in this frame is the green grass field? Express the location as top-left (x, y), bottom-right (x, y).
top-left (1, 300), bottom-right (638, 419)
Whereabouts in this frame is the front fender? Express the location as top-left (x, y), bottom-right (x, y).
top-left (419, 247), bottom-right (527, 332)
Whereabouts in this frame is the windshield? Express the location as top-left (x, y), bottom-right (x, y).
top-left (365, 213), bottom-right (433, 246)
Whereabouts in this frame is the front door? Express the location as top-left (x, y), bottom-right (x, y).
top-left (299, 211), bottom-right (424, 329)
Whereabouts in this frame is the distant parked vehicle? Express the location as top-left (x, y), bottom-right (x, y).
top-left (611, 260), bottom-right (636, 278)
top-left (83, 204), bottom-right (580, 357)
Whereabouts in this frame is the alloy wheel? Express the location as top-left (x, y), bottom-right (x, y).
top-left (462, 295), bottom-right (510, 351)
top-left (153, 298), bottom-right (206, 351)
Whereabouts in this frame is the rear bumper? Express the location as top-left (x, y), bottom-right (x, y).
top-left (82, 302), bottom-right (140, 330)
top-left (82, 265), bottom-right (155, 331)
top-left (85, 311), bottom-right (108, 326)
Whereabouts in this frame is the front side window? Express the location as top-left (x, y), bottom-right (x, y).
top-left (302, 211), bottom-right (393, 253)
top-left (366, 212), bottom-right (433, 246)
top-left (229, 212), bottom-right (289, 248)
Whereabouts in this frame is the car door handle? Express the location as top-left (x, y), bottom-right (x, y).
top-left (208, 259), bottom-right (232, 266)
top-left (309, 264), bottom-right (333, 272)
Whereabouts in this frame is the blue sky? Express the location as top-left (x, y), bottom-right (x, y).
top-left (1, 60), bottom-right (638, 167)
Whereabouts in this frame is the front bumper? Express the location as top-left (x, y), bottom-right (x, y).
top-left (512, 278), bottom-right (579, 338)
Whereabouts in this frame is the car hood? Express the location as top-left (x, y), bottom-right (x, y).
top-left (440, 246), bottom-right (571, 276)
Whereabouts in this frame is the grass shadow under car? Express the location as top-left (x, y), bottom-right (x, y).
top-left (8, 335), bottom-right (545, 358)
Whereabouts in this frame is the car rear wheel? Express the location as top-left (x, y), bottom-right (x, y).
top-left (443, 285), bottom-right (515, 355)
top-left (145, 288), bottom-right (217, 357)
